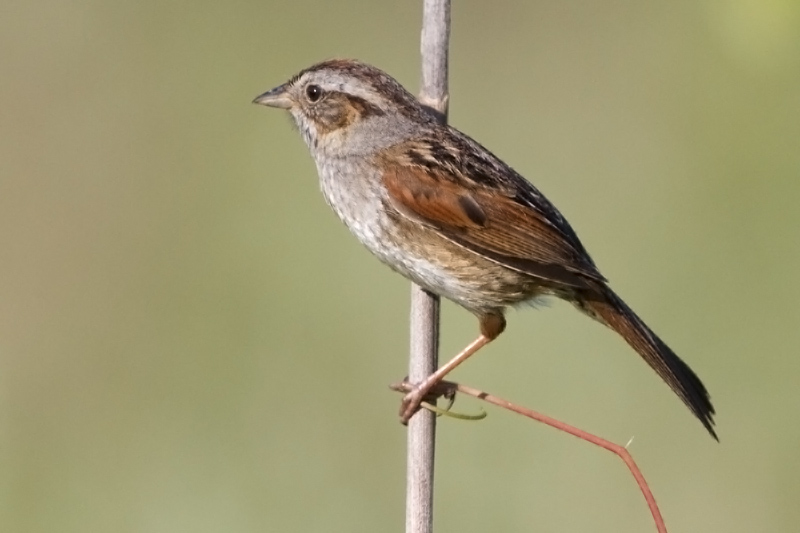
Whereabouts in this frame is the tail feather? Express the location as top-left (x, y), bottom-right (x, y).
top-left (579, 288), bottom-right (717, 440)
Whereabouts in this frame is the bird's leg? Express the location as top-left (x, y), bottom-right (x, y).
top-left (399, 334), bottom-right (490, 422)
top-left (400, 313), bottom-right (505, 424)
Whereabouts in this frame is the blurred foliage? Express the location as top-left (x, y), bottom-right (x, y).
top-left (1, 1), bottom-right (799, 531)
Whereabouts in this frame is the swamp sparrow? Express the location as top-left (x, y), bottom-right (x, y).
top-left (254, 59), bottom-right (716, 439)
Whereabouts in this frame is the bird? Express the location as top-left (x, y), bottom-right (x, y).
top-left (253, 59), bottom-right (716, 439)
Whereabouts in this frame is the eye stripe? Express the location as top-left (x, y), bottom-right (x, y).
top-left (335, 93), bottom-right (385, 118)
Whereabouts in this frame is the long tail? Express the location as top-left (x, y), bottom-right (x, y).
top-left (577, 287), bottom-right (717, 440)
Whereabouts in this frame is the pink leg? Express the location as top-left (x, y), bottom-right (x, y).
top-left (399, 334), bottom-right (492, 424)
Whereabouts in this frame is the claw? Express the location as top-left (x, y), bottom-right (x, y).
top-left (400, 389), bottom-right (425, 424)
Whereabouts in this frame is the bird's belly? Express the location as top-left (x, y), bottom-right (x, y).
top-left (371, 214), bottom-right (548, 314)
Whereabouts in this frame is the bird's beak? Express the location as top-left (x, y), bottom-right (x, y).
top-left (252, 84), bottom-right (293, 109)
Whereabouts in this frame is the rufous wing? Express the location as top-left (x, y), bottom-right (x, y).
top-left (383, 164), bottom-right (604, 289)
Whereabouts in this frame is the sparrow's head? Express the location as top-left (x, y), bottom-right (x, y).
top-left (254, 59), bottom-right (434, 156)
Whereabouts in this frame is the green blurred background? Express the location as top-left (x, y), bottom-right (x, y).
top-left (2, 1), bottom-right (799, 531)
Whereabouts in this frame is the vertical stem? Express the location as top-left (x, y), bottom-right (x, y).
top-left (406, 2), bottom-right (450, 533)
top-left (418, 0), bottom-right (451, 121)
top-left (406, 285), bottom-right (439, 533)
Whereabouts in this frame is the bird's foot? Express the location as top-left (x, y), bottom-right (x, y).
top-left (394, 378), bottom-right (457, 425)
top-left (399, 388), bottom-right (425, 424)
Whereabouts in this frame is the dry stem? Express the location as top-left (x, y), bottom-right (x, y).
top-left (392, 380), bottom-right (668, 533)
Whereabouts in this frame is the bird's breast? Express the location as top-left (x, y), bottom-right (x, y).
top-left (316, 158), bottom-right (388, 250)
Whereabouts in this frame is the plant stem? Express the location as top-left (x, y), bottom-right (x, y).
top-left (406, 2), bottom-right (450, 533)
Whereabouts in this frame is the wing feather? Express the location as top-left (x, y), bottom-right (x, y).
top-left (383, 161), bottom-right (605, 289)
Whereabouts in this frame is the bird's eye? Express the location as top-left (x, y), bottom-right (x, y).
top-left (305, 84), bottom-right (323, 102)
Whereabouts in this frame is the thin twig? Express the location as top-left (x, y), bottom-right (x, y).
top-left (392, 380), bottom-right (668, 533)
top-left (406, 2), bottom-right (450, 533)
